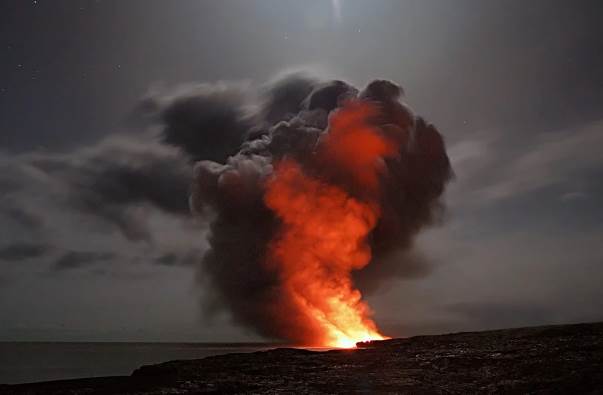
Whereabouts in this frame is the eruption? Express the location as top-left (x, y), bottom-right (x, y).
top-left (265, 102), bottom-right (395, 347)
top-left (159, 75), bottom-right (452, 347)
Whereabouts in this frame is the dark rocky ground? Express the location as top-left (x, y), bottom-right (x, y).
top-left (2, 322), bottom-right (602, 394)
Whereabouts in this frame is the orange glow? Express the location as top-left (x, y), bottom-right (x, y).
top-left (264, 101), bottom-right (393, 347)
top-left (319, 100), bottom-right (398, 191)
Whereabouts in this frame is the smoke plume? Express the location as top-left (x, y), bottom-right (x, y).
top-left (155, 74), bottom-right (452, 346)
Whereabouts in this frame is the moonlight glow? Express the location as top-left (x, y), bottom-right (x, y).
top-left (332, 0), bottom-right (342, 23)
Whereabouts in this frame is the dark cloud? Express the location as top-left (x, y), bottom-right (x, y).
top-left (260, 72), bottom-right (319, 124)
top-left (0, 242), bottom-right (50, 261)
top-left (77, 155), bottom-right (190, 215)
top-left (23, 137), bottom-right (192, 242)
top-left (0, 132), bottom-right (205, 281)
top-left (139, 83), bottom-right (254, 163)
top-left (305, 80), bottom-right (358, 113)
top-left (189, 75), bottom-right (452, 342)
top-left (52, 251), bottom-right (115, 271)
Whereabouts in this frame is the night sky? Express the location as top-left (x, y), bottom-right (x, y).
top-left (1, 0), bottom-right (602, 342)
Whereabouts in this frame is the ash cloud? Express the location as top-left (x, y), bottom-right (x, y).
top-left (0, 135), bottom-right (201, 277)
top-left (0, 71), bottom-right (451, 342)
top-left (179, 74), bottom-right (452, 341)
top-left (1, 136), bottom-right (192, 242)
top-left (138, 83), bottom-right (254, 163)
top-left (260, 72), bottom-right (319, 123)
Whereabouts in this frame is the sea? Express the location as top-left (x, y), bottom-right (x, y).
top-left (0, 342), bottom-right (280, 385)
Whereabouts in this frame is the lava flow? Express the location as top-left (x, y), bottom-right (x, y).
top-left (264, 101), bottom-right (394, 347)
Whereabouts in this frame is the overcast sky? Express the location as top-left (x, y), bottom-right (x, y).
top-left (1, 0), bottom-right (602, 342)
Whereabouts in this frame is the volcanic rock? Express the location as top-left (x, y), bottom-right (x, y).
top-left (3, 322), bottom-right (602, 394)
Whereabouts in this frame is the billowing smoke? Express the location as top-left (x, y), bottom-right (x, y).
top-left (153, 73), bottom-right (452, 345)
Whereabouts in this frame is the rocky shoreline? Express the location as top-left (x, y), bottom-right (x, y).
top-left (3, 322), bottom-right (602, 394)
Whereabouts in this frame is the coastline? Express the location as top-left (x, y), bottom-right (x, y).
top-left (3, 322), bottom-right (602, 394)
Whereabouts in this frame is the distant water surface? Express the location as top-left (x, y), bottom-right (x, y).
top-left (0, 342), bottom-right (280, 384)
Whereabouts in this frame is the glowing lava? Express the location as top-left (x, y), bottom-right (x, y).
top-left (264, 101), bottom-right (394, 347)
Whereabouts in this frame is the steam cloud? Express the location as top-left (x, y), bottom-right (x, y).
top-left (150, 73), bottom-right (452, 342)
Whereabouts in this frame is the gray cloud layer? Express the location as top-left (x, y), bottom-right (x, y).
top-left (449, 120), bottom-right (603, 206)
top-left (0, 134), bottom-right (202, 280)
top-left (2, 74), bottom-right (602, 342)
top-left (52, 251), bottom-right (116, 271)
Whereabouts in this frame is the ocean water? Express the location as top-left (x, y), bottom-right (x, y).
top-left (0, 342), bottom-right (278, 384)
